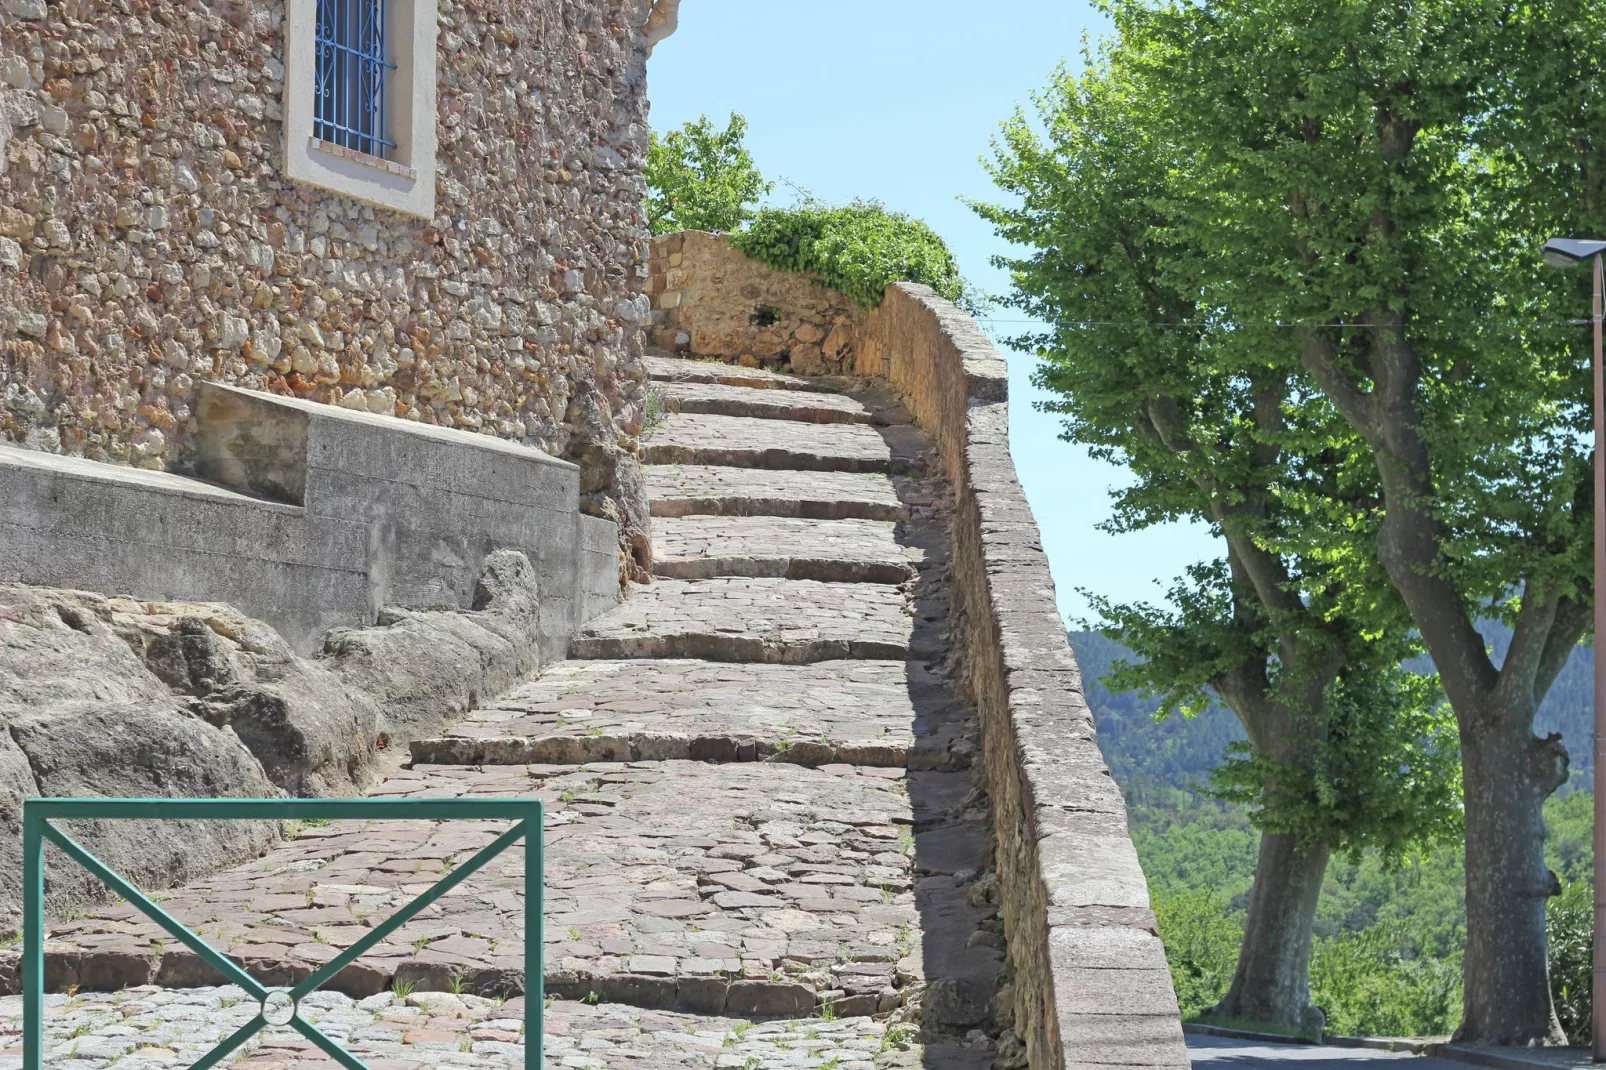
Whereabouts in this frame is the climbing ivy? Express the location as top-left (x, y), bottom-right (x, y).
top-left (732, 201), bottom-right (971, 310)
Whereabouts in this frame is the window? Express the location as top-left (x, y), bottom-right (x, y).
top-left (314, 0), bottom-right (396, 159)
top-left (283, 0), bottom-right (436, 218)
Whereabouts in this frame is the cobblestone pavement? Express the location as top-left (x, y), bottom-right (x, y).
top-left (644, 466), bottom-right (910, 523)
top-left (0, 987), bottom-right (993, 1069)
top-left (409, 660), bottom-right (975, 772)
top-left (43, 761), bottom-right (990, 1018)
top-left (642, 415), bottom-right (897, 473)
top-left (17, 357), bottom-right (1011, 1067)
top-left (654, 516), bottom-right (918, 583)
top-left (645, 355), bottom-right (832, 394)
top-left (657, 382), bottom-right (875, 425)
top-left (569, 577), bottom-right (917, 663)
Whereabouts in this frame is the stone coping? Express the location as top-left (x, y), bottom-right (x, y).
top-left (858, 283), bottom-right (1189, 1070)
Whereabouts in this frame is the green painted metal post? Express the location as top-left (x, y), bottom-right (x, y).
top-left (526, 812), bottom-right (543, 1070)
top-left (22, 807), bottom-right (42, 1070)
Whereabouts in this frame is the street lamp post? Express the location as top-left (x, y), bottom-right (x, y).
top-left (1544, 236), bottom-right (1606, 1057)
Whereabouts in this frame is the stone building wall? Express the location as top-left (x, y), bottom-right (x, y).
top-left (648, 230), bottom-right (862, 375)
top-left (0, 0), bottom-right (661, 580)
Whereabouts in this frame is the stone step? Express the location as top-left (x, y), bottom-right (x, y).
top-left (656, 380), bottom-right (875, 424)
top-left (409, 659), bottom-right (976, 771)
top-left (645, 353), bottom-right (836, 394)
top-left (641, 414), bottom-right (896, 473)
top-left (568, 577), bottom-right (916, 663)
top-left (32, 761), bottom-right (998, 1026)
top-left (645, 465), bottom-right (909, 523)
top-left (13, 986), bottom-right (962, 1070)
top-left (653, 515), bottom-right (918, 583)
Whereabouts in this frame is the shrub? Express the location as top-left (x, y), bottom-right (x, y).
top-left (1550, 879), bottom-right (1592, 1045)
top-left (732, 200), bottom-right (972, 310)
top-left (1152, 891), bottom-right (1242, 1017)
top-left (1310, 925), bottom-right (1462, 1038)
top-left (646, 113), bottom-right (771, 236)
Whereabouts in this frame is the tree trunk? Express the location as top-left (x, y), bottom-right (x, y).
top-left (1209, 833), bottom-right (1331, 1037)
top-left (1453, 716), bottom-right (1568, 1045)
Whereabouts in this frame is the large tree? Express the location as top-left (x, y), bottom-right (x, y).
top-left (977, 60), bottom-right (1460, 1035)
top-left (1063, 0), bottom-right (1605, 1043)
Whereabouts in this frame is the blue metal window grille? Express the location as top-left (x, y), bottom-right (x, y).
top-left (314, 0), bottom-right (396, 158)
top-left (23, 797), bottom-right (543, 1070)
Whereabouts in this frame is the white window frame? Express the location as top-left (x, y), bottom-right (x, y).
top-left (282, 0), bottom-right (437, 219)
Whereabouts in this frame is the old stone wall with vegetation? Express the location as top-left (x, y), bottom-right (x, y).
top-left (648, 230), bottom-right (861, 374)
top-left (0, 0), bottom-right (657, 578)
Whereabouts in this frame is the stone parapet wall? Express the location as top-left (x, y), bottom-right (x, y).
top-left (859, 286), bottom-right (1187, 1070)
top-left (0, 0), bottom-right (657, 578)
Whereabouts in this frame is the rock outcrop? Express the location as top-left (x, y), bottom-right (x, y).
top-left (0, 549), bottom-right (546, 934)
top-left (0, 587), bottom-right (282, 937)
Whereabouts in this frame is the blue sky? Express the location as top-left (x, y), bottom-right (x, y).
top-left (647, 0), bottom-right (1213, 625)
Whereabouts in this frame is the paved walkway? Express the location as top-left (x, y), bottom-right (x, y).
top-left (2, 356), bottom-right (1005, 1067)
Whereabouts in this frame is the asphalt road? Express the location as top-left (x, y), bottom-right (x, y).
top-left (1188, 1034), bottom-right (1468, 1069)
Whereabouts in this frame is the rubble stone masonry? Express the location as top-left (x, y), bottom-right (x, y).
top-left (0, 0), bottom-right (658, 578)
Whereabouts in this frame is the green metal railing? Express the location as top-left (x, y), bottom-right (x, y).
top-left (23, 797), bottom-right (543, 1070)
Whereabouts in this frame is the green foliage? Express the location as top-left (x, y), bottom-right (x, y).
top-left (1548, 879), bottom-right (1592, 1045)
top-left (1153, 891), bottom-right (1243, 1017)
top-left (1152, 888), bottom-right (1463, 1037)
top-left (979, 52), bottom-right (1461, 868)
top-left (642, 384), bottom-right (668, 435)
top-left (1206, 667), bottom-right (1463, 864)
top-left (1069, 629), bottom-right (1246, 797)
top-left (983, 0), bottom-right (1606, 1034)
top-left (1310, 926), bottom-right (1462, 1038)
top-left (1130, 796), bottom-right (1258, 903)
top-left (733, 201), bottom-right (971, 310)
top-left (645, 113), bottom-right (772, 236)
top-left (1114, 694), bottom-right (1595, 1038)
top-left (1091, 0), bottom-right (1601, 633)
top-left (1546, 787), bottom-right (1594, 884)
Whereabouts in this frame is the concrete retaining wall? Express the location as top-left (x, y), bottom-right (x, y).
top-left (0, 382), bottom-right (619, 657)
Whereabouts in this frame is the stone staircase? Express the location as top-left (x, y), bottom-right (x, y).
top-left (24, 353), bottom-right (1008, 1069)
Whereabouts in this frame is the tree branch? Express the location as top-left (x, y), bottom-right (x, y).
top-left (1299, 331), bottom-right (1379, 438)
top-left (1356, 318), bottom-right (1500, 712)
top-left (1494, 583), bottom-right (1560, 714)
top-left (1533, 595), bottom-right (1591, 707)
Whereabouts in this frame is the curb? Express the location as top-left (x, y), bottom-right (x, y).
top-left (1424, 1045), bottom-right (1595, 1070)
top-left (1182, 1022), bottom-right (1441, 1054)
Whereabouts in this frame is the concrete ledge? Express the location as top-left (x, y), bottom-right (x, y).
top-left (1, 384), bottom-right (619, 656)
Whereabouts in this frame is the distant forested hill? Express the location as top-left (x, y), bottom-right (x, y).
top-left (1070, 623), bottom-right (1595, 794)
top-left (1067, 630), bottom-right (1244, 802)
